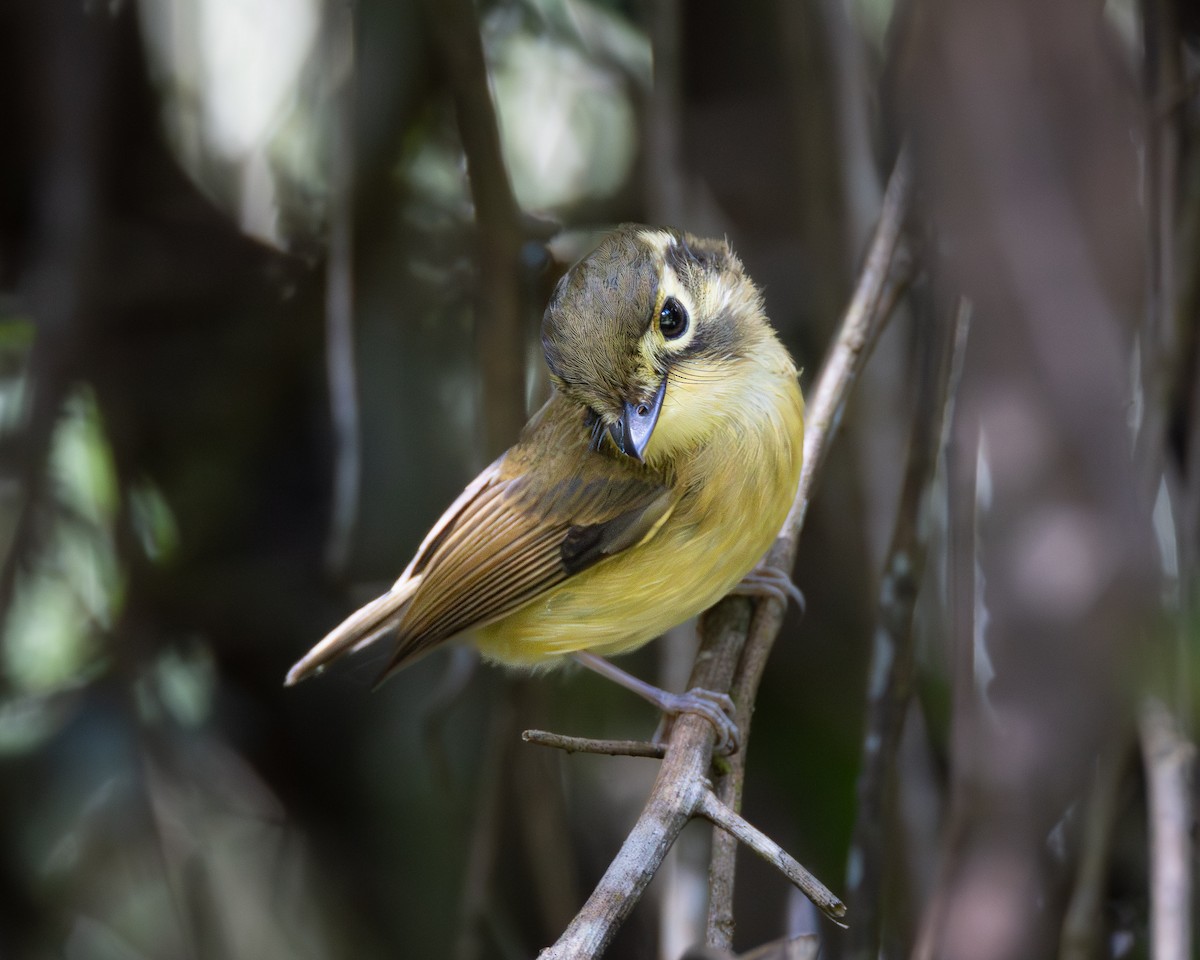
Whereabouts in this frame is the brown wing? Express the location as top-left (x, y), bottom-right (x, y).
top-left (382, 456), bottom-right (675, 677)
top-left (285, 397), bottom-right (675, 686)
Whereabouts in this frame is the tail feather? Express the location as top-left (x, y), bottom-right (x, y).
top-left (285, 576), bottom-right (422, 686)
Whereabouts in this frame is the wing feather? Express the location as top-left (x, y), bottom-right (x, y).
top-left (379, 458), bottom-right (674, 678)
top-left (286, 395), bottom-right (678, 687)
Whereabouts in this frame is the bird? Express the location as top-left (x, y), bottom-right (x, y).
top-left (286, 225), bottom-right (805, 752)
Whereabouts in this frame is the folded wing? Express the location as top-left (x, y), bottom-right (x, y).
top-left (286, 443), bottom-right (675, 686)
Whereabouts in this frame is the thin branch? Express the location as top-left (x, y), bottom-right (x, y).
top-left (696, 789), bottom-right (846, 928)
top-left (522, 730), bottom-right (666, 759)
top-left (707, 146), bottom-right (914, 948)
top-left (844, 296), bottom-right (967, 959)
top-left (1140, 697), bottom-right (1195, 960)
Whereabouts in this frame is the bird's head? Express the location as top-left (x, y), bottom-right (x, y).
top-left (541, 225), bottom-right (788, 464)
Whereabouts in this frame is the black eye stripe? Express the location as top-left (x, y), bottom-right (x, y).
top-left (658, 297), bottom-right (688, 340)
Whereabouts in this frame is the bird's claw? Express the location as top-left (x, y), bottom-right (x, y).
top-left (652, 687), bottom-right (741, 755)
top-left (733, 564), bottom-right (805, 613)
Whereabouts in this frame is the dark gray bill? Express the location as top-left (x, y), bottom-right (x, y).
top-left (608, 378), bottom-right (667, 461)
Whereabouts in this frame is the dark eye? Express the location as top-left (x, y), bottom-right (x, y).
top-left (658, 297), bottom-right (688, 340)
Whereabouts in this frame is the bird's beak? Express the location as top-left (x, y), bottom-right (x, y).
top-left (608, 378), bottom-right (667, 461)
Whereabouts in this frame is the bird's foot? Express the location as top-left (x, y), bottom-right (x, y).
top-left (732, 563), bottom-right (805, 613)
top-left (573, 652), bottom-right (741, 755)
top-left (650, 687), bottom-right (740, 755)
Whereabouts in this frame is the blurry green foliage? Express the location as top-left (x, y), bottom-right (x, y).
top-left (5, 389), bottom-right (121, 695)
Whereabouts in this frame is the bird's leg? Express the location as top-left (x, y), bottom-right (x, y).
top-left (731, 562), bottom-right (805, 613)
top-left (571, 651), bottom-right (740, 755)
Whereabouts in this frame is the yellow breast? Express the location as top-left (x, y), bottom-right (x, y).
top-left (473, 367), bottom-right (804, 668)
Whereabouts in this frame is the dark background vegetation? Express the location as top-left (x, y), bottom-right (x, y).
top-left (0, 0), bottom-right (1195, 958)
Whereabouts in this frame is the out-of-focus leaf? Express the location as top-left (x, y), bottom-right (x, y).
top-left (52, 391), bottom-right (118, 532)
top-left (64, 917), bottom-right (152, 960)
top-left (0, 313), bottom-right (35, 351)
top-left (0, 689), bottom-right (80, 755)
top-left (849, 0), bottom-right (894, 51)
top-left (0, 316), bottom-right (32, 438)
top-left (3, 572), bottom-right (97, 692)
top-left (155, 645), bottom-right (216, 729)
top-left (137, 0), bottom-right (325, 246)
top-left (31, 736), bottom-right (340, 960)
top-left (129, 482), bottom-right (180, 565)
top-left (3, 388), bottom-right (127, 693)
top-left (489, 30), bottom-right (636, 210)
top-left (519, 0), bottom-right (652, 86)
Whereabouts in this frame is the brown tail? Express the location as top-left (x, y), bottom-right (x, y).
top-left (285, 576), bottom-right (421, 686)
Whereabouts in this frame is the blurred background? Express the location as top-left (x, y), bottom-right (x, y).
top-left (0, 0), bottom-right (1195, 958)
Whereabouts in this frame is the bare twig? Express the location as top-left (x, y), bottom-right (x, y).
top-left (1140, 697), bottom-right (1195, 960)
top-left (697, 789), bottom-right (846, 927)
top-left (844, 297), bottom-right (966, 959)
top-left (522, 730), bottom-right (666, 759)
top-left (706, 146), bottom-right (914, 948)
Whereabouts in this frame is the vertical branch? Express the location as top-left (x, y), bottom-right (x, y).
top-left (1140, 698), bottom-right (1195, 960)
top-left (843, 298), bottom-right (967, 960)
top-left (776, 0), bottom-right (851, 328)
top-left (1138, 10), bottom-right (1195, 960)
top-left (1059, 746), bottom-right (1130, 960)
top-left (420, 0), bottom-right (525, 453)
top-left (1140, 0), bottom-right (1181, 376)
top-left (902, 2), bottom-right (1156, 954)
top-left (421, 4), bottom-right (572, 954)
top-left (510, 679), bottom-right (582, 938)
top-left (644, 0), bottom-right (687, 227)
top-left (705, 149), bottom-right (913, 950)
top-left (910, 324), bottom-right (983, 960)
top-left (453, 695), bottom-right (513, 960)
top-left (0, 0), bottom-right (111, 626)
top-left (323, 0), bottom-right (361, 575)
top-left (910, 383), bottom-right (981, 960)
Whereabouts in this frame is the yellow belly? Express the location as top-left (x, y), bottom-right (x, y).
top-left (473, 380), bottom-right (804, 668)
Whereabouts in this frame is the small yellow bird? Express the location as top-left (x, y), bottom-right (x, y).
top-left (286, 226), bottom-right (804, 750)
